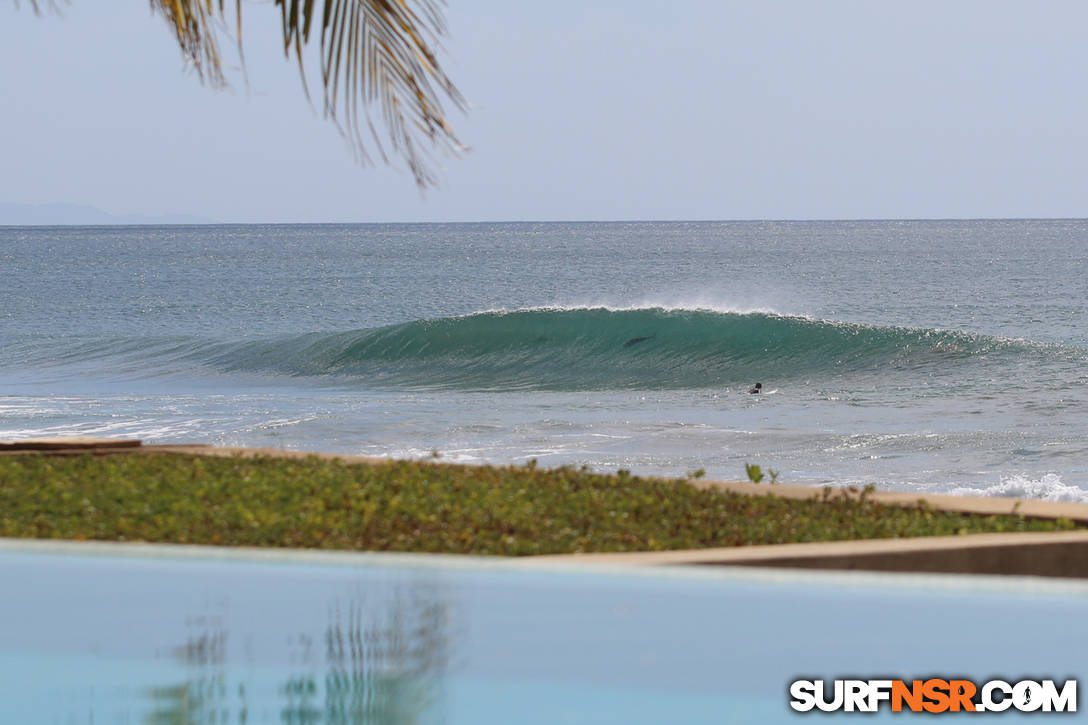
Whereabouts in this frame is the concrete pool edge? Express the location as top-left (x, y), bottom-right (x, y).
top-left (5, 529), bottom-right (1088, 581)
top-left (4, 536), bottom-right (1088, 597)
top-left (527, 530), bottom-right (1088, 578)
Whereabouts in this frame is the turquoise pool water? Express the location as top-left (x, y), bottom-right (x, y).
top-left (1, 543), bottom-right (1084, 723)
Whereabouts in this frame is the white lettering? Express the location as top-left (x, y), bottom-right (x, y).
top-left (981, 680), bottom-right (1013, 712)
top-left (789, 680), bottom-right (817, 712)
top-left (844, 680), bottom-right (868, 712)
top-left (867, 680), bottom-right (893, 711)
top-left (815, 679), bottom-right (844, 712)
top-left (1041, 680), bottom-right (1077, 713)
top-left (1014, 680), bottom-right (1043, 712)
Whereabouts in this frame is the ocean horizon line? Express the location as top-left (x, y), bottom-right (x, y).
top-left (3, 216), bottom-right (1088, 227)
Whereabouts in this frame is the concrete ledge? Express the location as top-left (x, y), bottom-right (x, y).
top-left (0, 439), bottom-right (389, 465)
top-left (4, 537), bottom-right (1087, 594)
top-left (527, 531), bottom-right (1088, 578)
top-left (140, 444), bottom-right (390, 466)
top-left (0, 436), bottom-right (141, 452)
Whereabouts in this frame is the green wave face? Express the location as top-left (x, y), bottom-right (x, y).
top-left (209, 307), bottom-right (1041, 391)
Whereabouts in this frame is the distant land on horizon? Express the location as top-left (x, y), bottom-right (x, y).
top-left (0, 202), bottom-right (213, 226)
top-left (3, 204), bottom-right (1084, 227)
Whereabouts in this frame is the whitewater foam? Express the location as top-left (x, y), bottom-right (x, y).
top-left (473, 302), bottom-right (795, 318)
top-left (947, 474), bottom-right (1088, 503)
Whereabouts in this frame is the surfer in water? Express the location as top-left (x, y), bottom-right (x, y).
top-left (747, 382), bottom-right (763, 395)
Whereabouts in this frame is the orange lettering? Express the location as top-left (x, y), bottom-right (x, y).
top-left (923, 679), bottom-right (951, 713)
top-left (948, 680), bottom-right (977, 712)
top-left (892, 680), bottom-right (924, 712)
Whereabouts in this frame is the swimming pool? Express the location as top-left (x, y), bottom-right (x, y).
top-left (1, 541), bottom-right (1083, 723)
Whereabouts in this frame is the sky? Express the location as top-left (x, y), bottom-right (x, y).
top-left (2, 1), bottom-right (1088, 223)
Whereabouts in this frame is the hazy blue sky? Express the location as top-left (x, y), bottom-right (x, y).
top-left (3, 1), bottom-right (1087, 222)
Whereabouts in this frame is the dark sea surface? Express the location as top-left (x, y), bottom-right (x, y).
top-left (3, 220), bottom-right (1088, 499)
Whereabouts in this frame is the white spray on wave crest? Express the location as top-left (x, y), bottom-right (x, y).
top-left (948, 474), bottom-right (1088, 503)
top-left (488, 291), bottom-right (800, 318)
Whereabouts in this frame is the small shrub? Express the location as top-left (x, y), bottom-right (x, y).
top-left (0, 453), bottom-right (1077, 556)
top-left (746, 463), bottom-right (780, 484)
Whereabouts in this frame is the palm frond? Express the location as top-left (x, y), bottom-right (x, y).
top-left (149, 1), bottom-right (229, 88)
top-left (16, 0), bottom-right (62, 12)
top-left (144, 0), bottom-right (465, 187)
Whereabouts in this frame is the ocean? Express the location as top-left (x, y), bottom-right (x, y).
top-left (3, 220), bottom-right (1087, 501)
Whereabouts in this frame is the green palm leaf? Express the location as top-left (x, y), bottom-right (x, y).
top-left (20, 1), bottom-right (466, 187)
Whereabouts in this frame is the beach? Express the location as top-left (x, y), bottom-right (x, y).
top-left (3, 220), bottom-right (1088, 501)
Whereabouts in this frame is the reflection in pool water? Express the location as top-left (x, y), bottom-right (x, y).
top-left (1, 543), bottom-right (1086, 723)
top-left (144, 586), bottom-right (448, 724)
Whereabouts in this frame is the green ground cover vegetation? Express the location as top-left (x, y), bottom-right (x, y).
top-left (0, 453), bottom-right (1077, 555)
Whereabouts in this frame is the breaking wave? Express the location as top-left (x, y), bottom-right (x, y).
top-left (199, 306), bottom-right (1053, 390)
top-left (16, 307), bottom-right (1072, 391)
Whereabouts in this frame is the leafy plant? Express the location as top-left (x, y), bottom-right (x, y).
top-left (745, 463), bottom-right (764, 483)
top-left (745, 463), bottom-right (779, 484)
top-left (0, 453), bottom-right (1076, 556)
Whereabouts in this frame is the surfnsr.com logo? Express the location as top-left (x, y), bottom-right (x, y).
top-left (789, 679), bottom-right (1077, 713)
